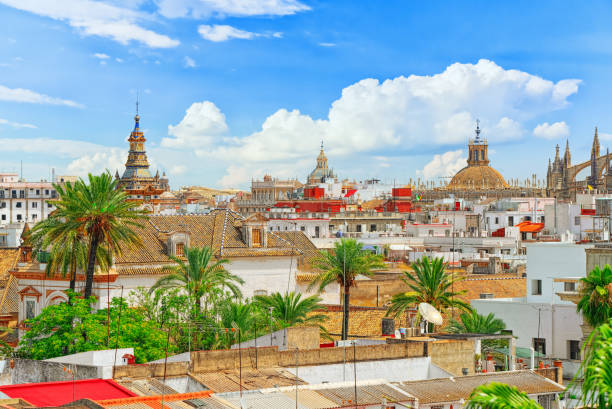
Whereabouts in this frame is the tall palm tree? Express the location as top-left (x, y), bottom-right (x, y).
top-left (577, 264), bottom-right (612, 328)
top-left (150, 246), bottom-right (244, 317)
top-left (53, 173), bottom-right (145, 298)
top-left (27, 189), bottom-right (112, 291)
top-left (309, 238), bottom-right (385, 340)
top-left (447, 310), bottom-right (506, 334)
top-left (254, 292), bottom-right (327, 328)
top-left (386, 256), bottom-right (471, 326)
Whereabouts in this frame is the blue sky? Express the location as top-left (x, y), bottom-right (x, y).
top-left (0, 0), bottom-right (611, 189)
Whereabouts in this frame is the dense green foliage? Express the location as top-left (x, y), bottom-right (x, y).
top-left (466, 382), bottom-right (542, 409)
top-left (387, 256), bottom-right (471, 322)
top-left (577, 264), bottom-right (612, 327)
top-left (447, 310), bottom-right (506, 334)
top-left (18, 292), bottom-right (173, 363)
top-left (310, 238), bottom-right (384, 340)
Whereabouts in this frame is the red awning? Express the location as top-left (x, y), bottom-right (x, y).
top-left (344, 189), bottom-right (357, 198)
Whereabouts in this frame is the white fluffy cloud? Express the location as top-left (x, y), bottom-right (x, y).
top-left (66, 147), bottom-right (126, 177)
top-left (0, 84), bottom-right (83, 107)
top-left (533, 121), bottom-right (570, 139)
top-left (198, 24), bottom-right (281, 42)
top-left (0, 118), bottom-right (36, 129)
top-left (157, 0), bottom-right (309, 18)
top-left (162, 101), bottom-right (228, 148)
top-left (0, 0), bottom-right (179, 48)
top-left (198, 24), bottom-right (256, 42)
top-left (418, 150), bottom-right (466, 179)
top-left (188, 59), bottom-right (579, 186)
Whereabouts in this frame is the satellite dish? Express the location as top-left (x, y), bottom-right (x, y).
top-left (418, 302), bottom-right (443, 326)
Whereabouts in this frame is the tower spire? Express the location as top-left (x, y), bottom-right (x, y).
top-left (475, 119), bottom-right (481, 142)
top-left (593, 127), bottom-right (600, 158)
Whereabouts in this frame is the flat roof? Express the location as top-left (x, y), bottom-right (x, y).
top-left (0, 379), bottom-right (136, 407)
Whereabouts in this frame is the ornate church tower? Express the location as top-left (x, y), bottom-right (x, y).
top-left (117, 109), bottom-right (169, 204)
top-left (118, 113), bottom-right (153, 190)
top-left (588, 127), bottom-right (601, 188)
top-left (307, 141), bottom-right (337, 184)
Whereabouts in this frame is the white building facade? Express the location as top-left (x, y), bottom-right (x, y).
top-left (472, 242), bottom-right (589, 377)
top-left (0, 174), bottom-right (57, 226)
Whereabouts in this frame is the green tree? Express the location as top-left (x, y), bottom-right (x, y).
top-left (386, 256), bottom-right (471, 325)
top-left (52, 173), bottom-right (146, 298)
top-left (150, 246), bottom-right (243, 317)
top-left (28, 212), bottom-right (111, 291)
top-left (310, 238), bottom-right (385, 340)
top-left (577, 264), bottom-right (612, 328)
top-left (218, 301), bottom-right (255, 349)
top-left (580, 320), bottom-right (612, 408)
top-left (254, 291), bottom-right (327, 328)
top-left (447, 310), bottom-right (506, 334)
top-left (465, 382), bottom-right (542, 409)
top-left (18, 292), bottom-right (173, 363)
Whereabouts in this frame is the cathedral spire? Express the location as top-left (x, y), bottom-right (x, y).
top-left (554, 144), bottom-right (560, 162)
top-left (592, 127), bottom-right (600, 158)
top-left (564, 139), bottom-right (571, 166)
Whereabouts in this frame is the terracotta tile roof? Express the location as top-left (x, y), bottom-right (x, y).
top-left (393, 370), bottom-right (564, 404)
top-left (0, 275), bottom-right (19, 314)
top-left (191, 368), bottom-right (305, 393)
top-left (97, 390), bottom-right (215, 409)
top-left (0, 249), bottom-right (18, 280)
top-left (113, 213), bottom-right (319, 272)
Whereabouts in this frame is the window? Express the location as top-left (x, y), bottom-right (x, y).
top-left (540, 216), bottom-right (545, 223)
top-left (25, 300), bottom-right (35, 320)
top-left (575, 216), bottom-right (580, 226)
top-left (370, 224), bottom-right (377, 232)
top-left (11, 190), bottom-right (16, 198)
top-left (45, 189), bottom-right (49, 195)
top-left (1, 215), bottom-right (5, 221)
top-left (19, 190), bottom-right (24, 198)
top-left (508, 216), bottom-right (514, 226)
top-left (36, 189), bottom-right (40, 195)
top-left (15, 202), bottom-right (22, 208)
top-left (175, 242), bottom-right (185, 257)
top-left (47, 203), bottom-right (52, 208)
top-left (356, 225), bottom-right (362, 233)
top-left (16, 215), bottom-right (22, 221)
top-left (533, 337), bottom-right (546, 355)
top-left (480, 293), bottom-right (494, 299)
top-left (564, 282), bottom-right (576, 292)
top-left (532, 279), bottom-right (542, 295)
top-left (382, 318), bottom-right (395, 335)
top-left (445, 230), bottom-right (450, 237)
top-left (300, 226), bottom-right (305, 231)
top-left (32, 214), bottom-right (37, 221)
top-left (495, 217), bottom-right (499, 224)
top-left (32, 202), bottom-right (37, 208)
top-left (568, 340), bottom-right (580, 360)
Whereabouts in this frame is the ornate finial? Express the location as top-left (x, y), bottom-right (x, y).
top-left (320, 140), bottom-right (324, 151)
top-left (134, 91), bottom-right (140, 123)
top-left (475, 119), bottom-right (481, 142)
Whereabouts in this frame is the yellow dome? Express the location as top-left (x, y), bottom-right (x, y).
top-left (448, 165), bottom-right (508, 189)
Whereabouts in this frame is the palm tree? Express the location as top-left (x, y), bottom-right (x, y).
top-left (52, 173), bottom-right (146, 298)
top-left (580, 320), bottom-right (612, 408)
top-left (27, 188), bottom-right (111, 291)
top-left (447, 310), bottom-right (506, 334)
top-left (254, 292), bottom-right (327, 328)
top-left (386, 256), bottom-right (471, 327)
top-left (465, 382), bottom-right (542, 409)
top-left (218, 301), bottom-right (254, 349)
top-left (577, 264), bottom-right (612, 328)
top-left (309, 238), bottom-right (385, 340)
top-left (150, 246), bottom-right (244, 317)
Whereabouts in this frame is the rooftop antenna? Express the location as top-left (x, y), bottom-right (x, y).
top-left (136, 89), bottom-right (139, 116)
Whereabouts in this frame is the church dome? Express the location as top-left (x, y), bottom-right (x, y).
top-left (448, 165), bottom-right (508, 189)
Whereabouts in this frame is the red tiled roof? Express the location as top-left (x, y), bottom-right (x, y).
top-left (516, 221), bottom-right (544, 233)
top-left (0, 379), bottom-right (137, 407)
